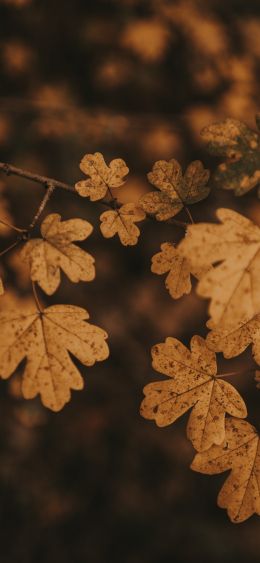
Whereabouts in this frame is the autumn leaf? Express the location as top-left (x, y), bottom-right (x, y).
top-left (151, 242), bottom-right (209, 299)
top-left (202, 116), bottom-right (260, 196)
top-left (0, 304), bottom-right (109, 411)
top-left (206, 313), bottom-right (260, 365)
top-left (139, 159), bottom-right (210, 220)
top-left (191, 418), bottom-right (260, 523)
top-left (0, 277), bottom-right (4, 296)
top-left (20, 213), bottom-right (95, 295)
top-left (179, 208), bottom-right (260, 328)
top-left (75, 152), bottom-right (129, 201)
top-left (140, 335), bottom-right (246, 452)
top-left (100, 203), bottom-right (145, 246)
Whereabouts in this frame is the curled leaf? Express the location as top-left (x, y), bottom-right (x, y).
top-left (21, 213), bottom-right (95, 295)
top-left (0, 304), bottom-right (109, 411)
top-left (202, 116), bottom-right (260, 196)
top-left (100, 203), bottom-right (145, 246)
top-left (191, 419), bottom-right (260, 523)
top-left (140, 159), bottom-right (210, 221)
top-left (140, 335), bottom-right (246, 452)
top-left (75, 152), bottom-right (129, 201)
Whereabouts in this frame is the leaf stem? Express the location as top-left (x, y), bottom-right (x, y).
top-left (216, 367), bottom-right (256, 379)
top-left (31, 281), bottom-right (43, 313)
top-left (184, 206), bottom-right (194, 224)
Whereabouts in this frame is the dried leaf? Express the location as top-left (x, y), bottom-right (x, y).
top-left (75, 152), bottom-right (129, 201)
top-left (191, 418), bottom-right (260, 523)
top-left (140, 159), bottom-right (210, 221)
top-left (202, 116), bottom-right (260, 196)
top-left (151, 242), bottom-right (208, 299)
top-left (20, 213), bottom-right (95, 295)
top-left (140, 335), bottom-right (246, 452)
top-left (206, 313), bottom-right (260, 365)
top-left (0, 304), bottom-right (109, 411)
top-left (100, 203), bottom-right (145, 246)
top-left (179, 208), bottom-right (260, 328)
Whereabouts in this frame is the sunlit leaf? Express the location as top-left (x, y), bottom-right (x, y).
top-left (21, 213), bottom-right (95, 295)
top-left (100, 203), bottom-right (145, 246)
top-left (140, 335), bottom-right (246, 452)
top-left (75, 152), bottom-right (129, 201)
top-left (0, 304), bottom-right (109, 411)
top-left (192, 419), bottom-right (260, 523)
top-left (140, 159), bottom-right (210, 220)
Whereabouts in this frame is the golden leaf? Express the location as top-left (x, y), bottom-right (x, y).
top-left (100, 203), bottom-right (145, 246)
top-left (140, 335), bottom-right (246, 452)
top-left (75, 152), bottom-right (129, 201)
top-left (202, 116), bottom-right (260, 196)
top-left (179, 208), bottom-right (260, 328)
top-left (206, 314), bottom-right (260, 365)
top-left (20, 213), bottom-right (95, 295)
top-left (140, 159), bottom-right (210, 221)
top-left (151, 242), bottom-right (208, 299)
top-left (0, 304), bottom-right (109, 411)
top-left (191, 418), bottom-right (260, 523)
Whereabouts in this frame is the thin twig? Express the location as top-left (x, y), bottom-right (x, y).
top-left (0, 161), bottom-right (189, 228)
top-left (0, 240), bottom-right (19, 257)
top-left (29, 183), bottom-right (56, 229)
top-left (0, 162), bottom-right (75, 193)
top-left (0, 219), bottom-right (26, 233)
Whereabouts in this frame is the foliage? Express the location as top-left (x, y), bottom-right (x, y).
top-left (1, 112), bottom-right (260, 525)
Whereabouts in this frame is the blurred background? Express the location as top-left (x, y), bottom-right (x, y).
top-left (0, 0), bottom-right (260, 561)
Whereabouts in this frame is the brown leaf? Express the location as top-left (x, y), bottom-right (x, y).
top-left (140, 335), bottom-right (246, 452)
top-left (100, 203), bottom-right (145, 246)
top-left (179, 208), bottom-right (260, 328)
top-left (20, 213), bottom-right (95, 295)
top-left (151, 242), bottom-right (208, 299)
top-left (206, 313), bottom-right (260, 365)
top-left (0, 304), bottom-right (109, 411)
top-left (75, 152), bottom-right (129, 201)
top-left (140, 159), bottom-right (210, 221)
top-left (202, 117), bottom-right (260, 196)
top-left (191, 418), bottom-right (260, 523)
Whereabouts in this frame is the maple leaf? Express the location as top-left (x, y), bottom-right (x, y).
top-left (139, 159), bottom-right (210, 220)
top-left (140, 335), bottom-right (246, 452)
top-left (191, 418), bottom-right (260, 523)
top-left (20, 213), bottom-right (95, 295)
top-left (151, 242), bottom-right (209, 299)
top-left (75, 152), bottom-right (129, 201)
top-left (206, 314), bottom-right (260, 365)
top-left (0, 304), bottom-right (109, 411)
top-left (179, 208), bottom-right (260, 328)
top-left (100, 203), bottom-right (145, 246)
top-left (202, 116), bottom-right (260, 196)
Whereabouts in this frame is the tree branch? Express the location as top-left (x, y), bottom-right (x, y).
top-left (0, 162), bottom-right (75, 193)
top-left (0, 161), bottom-right (188, 229)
